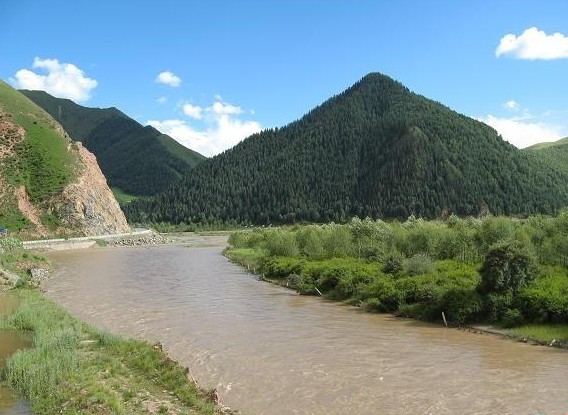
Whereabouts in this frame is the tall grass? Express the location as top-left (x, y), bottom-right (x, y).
top-left (509, 324), bottom-right (568, 342)
top-left (2, 289), bottom-right (221, 414)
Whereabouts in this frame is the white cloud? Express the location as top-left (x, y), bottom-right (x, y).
top-left (209, 101), bottom-right (242, 115)
top-left (182, 103), bottom-right (203, 120)
top-left (478, 114), bottom-right (563, 148)
top-left (496, 27), bottom-right (568, 60)
top-left (11, 57), bottom-right (97, 102)
top-left (155, 71), bottom-right (182, 87)
top-left (157, 96), bottom-right (167, 104)
top-left (503, 100), bottom-right (519, 111)
top-left (148, 98), bottom-right (262, 156)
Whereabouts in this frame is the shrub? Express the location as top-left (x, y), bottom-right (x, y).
top-left (382, 253), bottom-right (403, 275)
top-left (478, 240), bottom-right (538, 295)
top-left (264, 230), bottom-right (299, 257)
top-left (402, 253), bottom-right (435, 276)
top-left (483, 292), bottom-right (513, 322)
top-left (501, 308), bottom-right (525, 328)
top-left (441, 288), bottom-right (483, 325)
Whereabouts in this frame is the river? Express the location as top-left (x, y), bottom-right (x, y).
top-left (44, 236), bottom-right (568, 415)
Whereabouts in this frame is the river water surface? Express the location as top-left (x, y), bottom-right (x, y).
top-left (45, 236), bottom-right (568, 415)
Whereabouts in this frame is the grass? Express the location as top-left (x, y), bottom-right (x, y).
top-left (0, 80), bottom-right (80, 232)
top-left (507, 324), bottom-right (568, 342)
top-left (0, 288), bottom-right (227, 414)
top-left (0, 81), bottom-right (78, 202)
top-left (111, 187), bottom-right (138, 205)
top-left (224, 247), bottom-right (267, 270)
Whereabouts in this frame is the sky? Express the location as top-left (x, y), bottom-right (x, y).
top-left (1, 0), bottom-right (568, 156)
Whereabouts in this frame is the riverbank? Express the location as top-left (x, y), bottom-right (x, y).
top-left (0, 236), bottom-right (238, 415)
top-left (1, 288), bottom-right (236, 415)
top-left (224, 246), bottom-right (568, 350)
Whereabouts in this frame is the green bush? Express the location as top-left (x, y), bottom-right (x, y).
top-left (264, 229), bottom-right (299, 257)
top-left (501, 308), bottom-right (525, 328)
top-left (441, 288), bottom-right (483, 325)
top-left (483, 292), bottom-right (514, 322)
top-left (403, 253), bottom-right (435, 276)
top-left (517, 270), bottom-right (568, 323)
top-left (382, 253), bottom-right (403, 275)
top-left (478, 240), bottom-right (538, 295)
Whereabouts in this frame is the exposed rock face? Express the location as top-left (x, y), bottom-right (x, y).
top-left (54, 143), bottom-right (130, 236)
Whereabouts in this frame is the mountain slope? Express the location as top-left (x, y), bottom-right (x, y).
top-left (0, 81), bottom-right (129, 237)
top-left (526, 136), bottom-right (568, 151)
top-left (525, 137), bottom-right (568, 175)
top-left (20, 90), bottom-right (206, 197)
top-left (125, 73), bottom-right (568, 224)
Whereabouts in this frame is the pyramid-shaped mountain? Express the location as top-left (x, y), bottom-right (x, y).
top-left (125, 73), bottom-right (568, 224)
top-left (21, 90), bottom-right (205, 198)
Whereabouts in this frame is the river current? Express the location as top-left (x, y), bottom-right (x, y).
top-left (44, 236), bottom-right (568, 415)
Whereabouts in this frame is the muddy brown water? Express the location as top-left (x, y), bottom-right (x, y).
top-left (0, 293), bottom-right (33, 415)
top-left (45, 236), bottom-right (568, 415)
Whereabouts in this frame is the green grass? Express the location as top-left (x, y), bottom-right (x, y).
top-left (0, 81), bottom-right (77, 202)
top-left (0, 81), bottom-right (80, 233)
top-left (224, 247), bottom-right (267, 270)
top-left (1, 288), bottom-right (224, 414)
top-left (112, 187), bottom-right (138, 205)
top-left (508, 324), bottom-right (568, 342)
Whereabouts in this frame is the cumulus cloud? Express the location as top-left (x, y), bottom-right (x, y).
top-left (148, 97), bottom-right (261, 156)
top-left (503, 100), bottom-right (519, 111)
top-left (496, 27), bottom-right (568, 59)
top-left (11, 57), bottom-right (97, 102)
top-left (157, 96), bottom-right (167, 104)
top-left (478, 114), bottom-right (563, 148)
top-left (155, 71), bottom-right (182, 87)
top-left (182, 103), bottom-right (203, 120)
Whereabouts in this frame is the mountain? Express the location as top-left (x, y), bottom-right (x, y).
top-left (526, 136), bottom-right (568, 151)
top-left (20, 90), bottom-right (206, 198)
top-left (0, 80), bottom-right (130, 237)
top-left (125, 73), bottom-right (568, 225)
top-left (525, 137), bottom-right (568, 175)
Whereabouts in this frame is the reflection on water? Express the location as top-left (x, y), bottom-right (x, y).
top-left (0, 293), bottom-right (33, 415)
top-left (45, 238), bottom-right (568, 415)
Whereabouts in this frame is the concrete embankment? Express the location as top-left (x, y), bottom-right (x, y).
top-left (22, 229), bottom-right (153, 251)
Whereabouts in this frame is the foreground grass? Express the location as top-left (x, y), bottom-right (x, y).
top-left (0, 288), bottom-right (227, 415)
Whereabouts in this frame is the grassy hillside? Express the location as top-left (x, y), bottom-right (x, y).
top-left (0, 81), bottom-right (78, 231)
top-left (125, 73), bottom-right (568, 225)
top-left (21, 90), bottom-right (206, 197)
top-left (526, 136), bottom-right (568, 150)
top-left (525, 137), bottom-right (568, 176)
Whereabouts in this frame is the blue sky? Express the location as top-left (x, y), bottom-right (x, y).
top-left (2, 0), bottom-right (567, 156)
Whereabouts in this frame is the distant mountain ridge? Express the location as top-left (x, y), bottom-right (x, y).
top-left (20, 90), bottom-right (206, 197)
top-left (125, 73), bottom-right (568, 225)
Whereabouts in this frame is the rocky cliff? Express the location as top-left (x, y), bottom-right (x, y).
top-left (0, 81), bottom-right (130, 237)
top-left (53, 142), bottom-right (130, 236)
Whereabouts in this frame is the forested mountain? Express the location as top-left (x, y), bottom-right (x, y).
top-left (525, 137), bottom-right (568, 175)
top-left (20, 90), bottom-right (206, 197)
top-left (125, 73), bottom-right (568, 225)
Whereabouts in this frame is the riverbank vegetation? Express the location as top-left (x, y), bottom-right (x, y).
top-left (0, 239), bottom-right (232, 414)
top-left (226, 213), bottom-right (568, 344)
